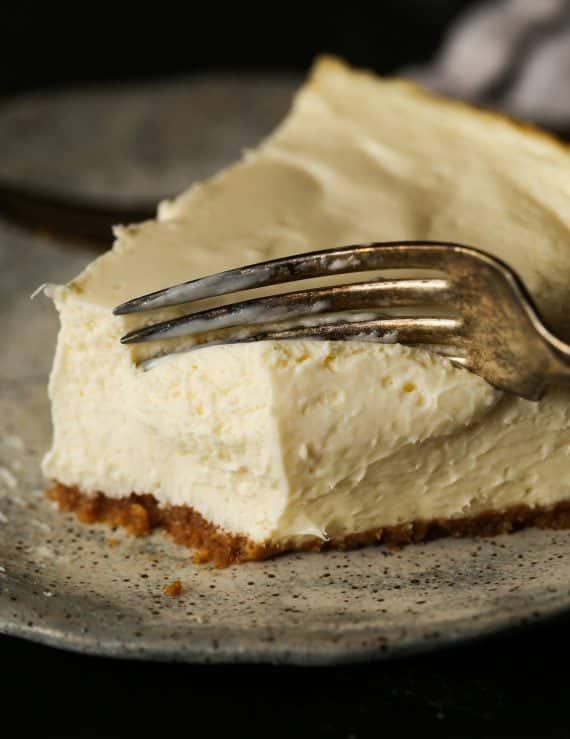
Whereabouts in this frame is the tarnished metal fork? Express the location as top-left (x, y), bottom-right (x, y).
top-left (114, 241), bottom-right (570, 400)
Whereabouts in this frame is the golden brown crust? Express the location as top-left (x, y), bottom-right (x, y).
top-left (46, 483), bottom-right (570, 567)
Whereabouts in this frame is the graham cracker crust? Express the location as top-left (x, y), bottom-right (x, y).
top-left (46, 483), bottom-right (570, 568)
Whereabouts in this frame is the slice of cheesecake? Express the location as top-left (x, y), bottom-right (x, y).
top-left (43, 57), bottom-right (570, 565)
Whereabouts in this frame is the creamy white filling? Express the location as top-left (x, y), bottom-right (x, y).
top-left (43, 57), bottom-right (570, 544)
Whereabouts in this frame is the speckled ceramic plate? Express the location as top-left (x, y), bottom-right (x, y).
top-left (1, 77), bottom-right (570, 665)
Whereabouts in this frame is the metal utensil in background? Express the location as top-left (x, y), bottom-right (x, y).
top-left (0, 76), bottom-right (298, 246)
top-left (0, 181), bottom-right (154, 246)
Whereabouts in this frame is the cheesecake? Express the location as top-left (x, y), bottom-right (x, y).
top-left (43, 57), bottom-right (570, 566)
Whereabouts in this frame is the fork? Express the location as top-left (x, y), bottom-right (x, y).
top-left (114, 241), bottom-right (570, 401)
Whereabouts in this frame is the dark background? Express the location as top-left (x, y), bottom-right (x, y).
top-left (3, 616), bottom-right (570, 738)
top-left (1, 1), bottom-right (477, 94)
top-left (2, 2), bottom-right (569, 736)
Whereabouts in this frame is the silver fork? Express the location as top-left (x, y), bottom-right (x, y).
top-left (114, 241), bottom-right (570, 401)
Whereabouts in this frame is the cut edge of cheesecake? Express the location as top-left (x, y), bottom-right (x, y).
top-left (47, 483), bottom-right (570, 568)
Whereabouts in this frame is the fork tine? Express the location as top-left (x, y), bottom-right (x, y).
top-left (120, 279), bottom-right (451, 344)
top-left (113, 241), bottom-right (458, 315)
top-left (137, 317), bottom-right (463, 369)
top-left (447, 356), bottom-right (470, 368)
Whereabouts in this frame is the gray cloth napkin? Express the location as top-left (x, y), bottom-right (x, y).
top-left (405, 0), bottom-right (570, 131)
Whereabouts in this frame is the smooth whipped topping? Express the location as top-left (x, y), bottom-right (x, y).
top-left (43, 57), bottom-right (570, 544)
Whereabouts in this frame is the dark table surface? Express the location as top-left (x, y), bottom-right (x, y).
top-left (3, 612), bottom-right (568, 738)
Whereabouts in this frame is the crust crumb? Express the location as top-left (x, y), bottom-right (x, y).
top-left (163, 579), bottom-right (183, 597)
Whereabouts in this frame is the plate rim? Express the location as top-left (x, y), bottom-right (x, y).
top-left (2, 587), bottom-right (568, 665)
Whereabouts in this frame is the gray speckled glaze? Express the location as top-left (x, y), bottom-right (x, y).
top-left (1, 77), bottom-right (570, 664)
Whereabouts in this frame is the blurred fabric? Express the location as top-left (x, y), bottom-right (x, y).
top-left (406, 0), bottom-right (570, 132)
